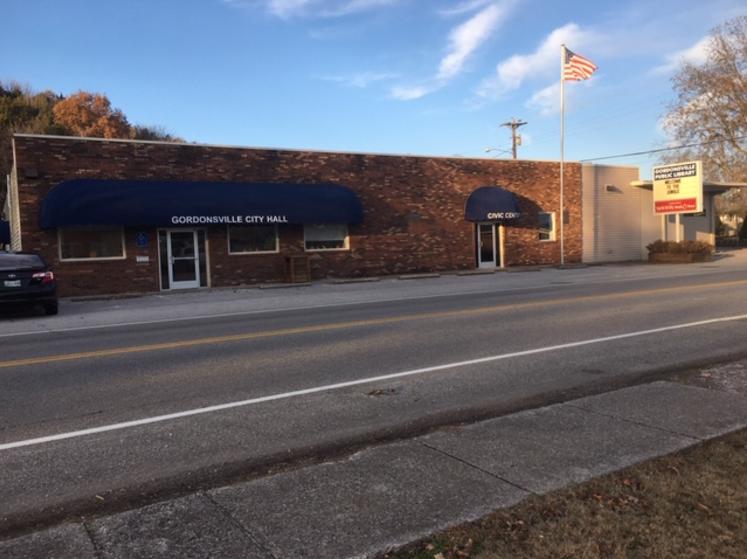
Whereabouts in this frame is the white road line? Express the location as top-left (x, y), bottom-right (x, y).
top-left (2, 312), bottom-right (746, 452)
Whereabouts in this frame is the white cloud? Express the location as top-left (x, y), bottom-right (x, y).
top-left (224, 0), bottom-right (400, 19)
top-left (321, 0), bottom-right (398, 17)
top-left (323, 71), bottom-right (398, 88)
top-left (490, 23), bottom-right (595, 95)
top-left (268, 0), bottom-right (313, 18)
top-left (437, 0), bottom-right (494, 17)
top-left (652, 36), bottom-right (712, 75)
top-left (437, 3), bottom-right (508, 80)
top-left (525, 82), bottom-right (559, 115)
top-left (391, 1), bottom-right (513, 101)
top-left (525, 77), bottom-right (596, 116)
top-left (390, 85), bottom-right (433, 100)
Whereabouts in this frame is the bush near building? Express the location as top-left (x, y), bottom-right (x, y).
top-left (647, 240), bottom-right (714, 263)
top-left (739, 215), bottom-right (747, 240)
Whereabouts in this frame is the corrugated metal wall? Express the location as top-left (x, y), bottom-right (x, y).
top-left (663, 196), bottom-right (716, 244)
top-left (582, 164), bottom-right (659, 262)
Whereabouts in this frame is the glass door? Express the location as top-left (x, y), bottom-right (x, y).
top-left (167, 230), bottom-right (200, 289)
top-left (477, 223), bottom-right (497, 268)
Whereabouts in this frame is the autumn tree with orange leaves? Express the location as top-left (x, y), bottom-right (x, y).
top-left (1, 83), bottom-right (180, 210)
top-left (52, 91), bottom-right (131, 138)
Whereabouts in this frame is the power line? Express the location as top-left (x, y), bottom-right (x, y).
top-left (527, 104), bottom-right (663, 149)
top-left (579, 135), bottom-right (747, 162)
top-left (523, 84), bottom-right (670, 146)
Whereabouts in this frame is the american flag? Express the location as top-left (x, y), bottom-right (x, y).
top-left (563, 48), bottom-right (597, 81)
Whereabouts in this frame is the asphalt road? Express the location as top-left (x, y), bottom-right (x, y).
top-left (2, 266), bottom-right (747, 534)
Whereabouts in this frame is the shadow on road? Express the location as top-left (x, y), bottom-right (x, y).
top-left (0, 305), bottom-right (49, 321)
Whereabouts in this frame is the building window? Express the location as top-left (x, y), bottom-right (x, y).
top-left (59, 228), bottom-right (125, 260)
top-left (228, 225), bottom-right (278, 254)
top-left (304, 224), bottom-right (349, 251)
top-left (538, 212), bottom-right (556, 241)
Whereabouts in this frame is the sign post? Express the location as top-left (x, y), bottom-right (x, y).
top-left (652, 161), bottom-right (703, 242)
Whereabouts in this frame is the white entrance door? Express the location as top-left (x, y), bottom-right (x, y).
top-left (167, 230), bottom-right (200, 289)
top-left (477, 223), bottom-right (497, 268)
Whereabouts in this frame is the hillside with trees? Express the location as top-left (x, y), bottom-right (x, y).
top-left (1, 82), bottom-right (181, 209)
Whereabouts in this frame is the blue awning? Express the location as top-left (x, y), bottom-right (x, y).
top-left (0, 220), bottom-right (9, 244)
top-left (40, 179), bottom-right (364, 229)
top-left (464, 186), bottom-right (521, 222)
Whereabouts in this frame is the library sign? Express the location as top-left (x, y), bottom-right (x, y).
top-left (652, 161), bottom-right (703, 215)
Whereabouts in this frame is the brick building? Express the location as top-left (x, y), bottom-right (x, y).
top-left (4, 134), bottom-right (582, 296)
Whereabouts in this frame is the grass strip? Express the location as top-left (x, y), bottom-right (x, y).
top-left (384, 429), bottom-right (746, 559)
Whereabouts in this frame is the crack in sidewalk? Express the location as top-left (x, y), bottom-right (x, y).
top-left (202, 491), bottom-right (280, 559)
top-left (563, 402), bottom-right (707, 441)
top-left (418, 441), bottom-right (535, 496)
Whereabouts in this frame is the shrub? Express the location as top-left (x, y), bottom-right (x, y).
top-left (715, 216), bottom-right (726, 237)
top-left (646, 240), bottom-right (714, 255)
top-left (740, 214), bottom-right (747, 240)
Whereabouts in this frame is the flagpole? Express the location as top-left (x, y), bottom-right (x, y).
top-left (559, 44), bottom-right (565, 267)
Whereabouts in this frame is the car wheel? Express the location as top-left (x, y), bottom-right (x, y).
top-left (44, 303), bottom-right (59, 316)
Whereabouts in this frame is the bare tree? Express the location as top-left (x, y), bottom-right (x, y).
top-left (662, 16), bottom-right (747, 214)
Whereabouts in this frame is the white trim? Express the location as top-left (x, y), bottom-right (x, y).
top-left (158, 228), bottom-right (209, 290)
top-left (538, 211), bottom-right (557, 242)
top-left (581, 162), bottom-right (640, 170)
top-left (202, 230), bottom-right (212, 288)
top-left (9, 140), bottom-right (22, 251)
top-left (157, 230), bottom-right (165, 291)
top-left (304, 246), bottom-right (350, 253)
top-left (477, 223), bottom-right (497, 268)
top-left (304, 224), bottom-right (350, 252)
top-left (166, 229), bottom-right (200, 290)
top-left (498, 224), bottom-right (506, 269)
top-left (12, 133), bottom-right (582, 165)
top-left (227, 224), bottom-right (280, 255)
top-left (58, 228), bottom-right (127, 262)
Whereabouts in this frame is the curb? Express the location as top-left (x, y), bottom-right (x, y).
top-left (398, 273), bottom-right (441, 280)
top-left (456, 269), bottom-right (496, 276)
top-left (258, 282), bottom-right (312, 290)
top-left (329, 277), bottom-right (382, 284)
top-left (0, 368), bottom-right (696, 539)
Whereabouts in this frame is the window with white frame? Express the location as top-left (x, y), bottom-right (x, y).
top-left (228, 225), bottom-right (278, 254)
top-left (304, 224), bottom-right (349, 251)
top-left (538, 212), bottom-right (556, 241)
top-left (59, 227), bottom-right (125, 260)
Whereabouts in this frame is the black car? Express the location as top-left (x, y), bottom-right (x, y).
top-left (0, 252), bottom-right (58, 315)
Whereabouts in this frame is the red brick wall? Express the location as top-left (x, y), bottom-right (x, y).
top-left (12, 135), bottom-right (582, 296)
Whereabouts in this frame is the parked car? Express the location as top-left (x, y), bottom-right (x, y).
top-left (0, 252), bottom-right (58, 315)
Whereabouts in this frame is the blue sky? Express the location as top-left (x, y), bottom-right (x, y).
top-left (3, 0), bottom-right (745, 176)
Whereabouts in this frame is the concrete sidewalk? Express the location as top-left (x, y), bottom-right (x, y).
top-left (3, 381), bottom-right (746, 559)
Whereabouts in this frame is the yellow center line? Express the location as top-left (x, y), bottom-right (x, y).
top-left (3, 278), bottom-right (747, 369)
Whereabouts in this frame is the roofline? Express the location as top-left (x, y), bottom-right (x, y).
top-left (632, 179), bottom-right (747, 189)
top-left (581, 162), bottom-right (640, 170)
top-left (12, 133), bottom-right (585, 165)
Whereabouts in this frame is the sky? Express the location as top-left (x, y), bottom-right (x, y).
top-left (3, 0), bottom-right (745, 177)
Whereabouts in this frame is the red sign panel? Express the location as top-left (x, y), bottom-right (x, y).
top-left (654, 198), bottom-right (697, 213)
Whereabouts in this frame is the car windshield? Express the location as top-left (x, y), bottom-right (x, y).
top-left (0, 253), bottom-right (45, 270)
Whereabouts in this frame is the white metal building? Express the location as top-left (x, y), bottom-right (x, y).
top-left (581, 164), bottom-right (741, 263)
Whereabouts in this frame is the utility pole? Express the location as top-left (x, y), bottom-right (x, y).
top-left (500, 118), bottom-right (527, 160)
